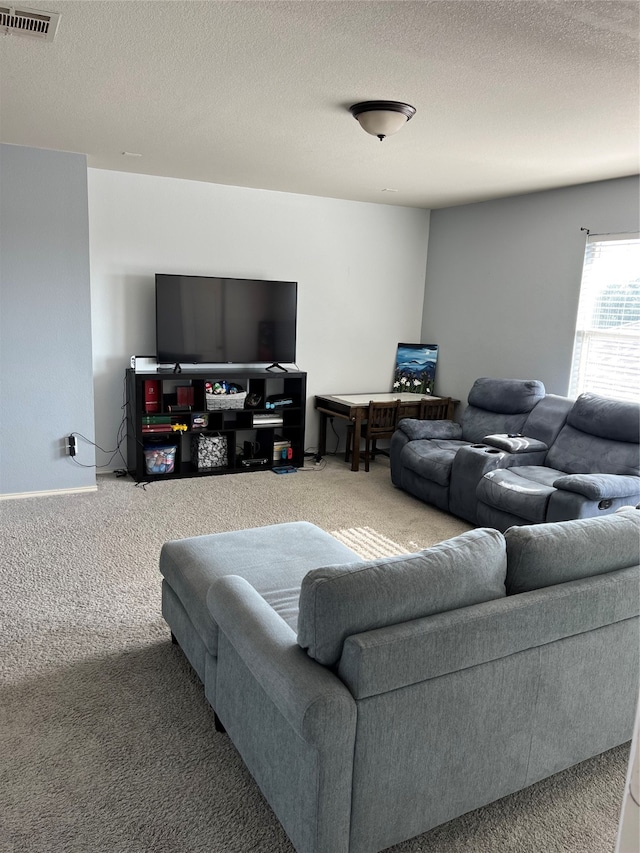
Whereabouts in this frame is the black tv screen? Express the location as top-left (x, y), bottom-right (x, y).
top-left (155, 274), bottom-right (297, 365)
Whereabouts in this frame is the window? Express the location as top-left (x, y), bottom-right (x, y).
top-left (569, 234), bottom-right (640, 402)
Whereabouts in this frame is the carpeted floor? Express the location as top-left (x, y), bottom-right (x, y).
top-left (0, 458), bottom-right (628, 852)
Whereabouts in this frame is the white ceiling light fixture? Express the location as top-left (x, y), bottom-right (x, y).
top-left (349, 101), bottom-right (416, 141)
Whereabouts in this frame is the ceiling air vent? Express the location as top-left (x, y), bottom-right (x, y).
top-left (0, 5), bottom-right (60, 41)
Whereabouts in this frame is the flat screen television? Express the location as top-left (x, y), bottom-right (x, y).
top-left (155, 274), bottom-right (297, 365)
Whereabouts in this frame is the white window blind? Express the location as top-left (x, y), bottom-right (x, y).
top-left (569, 234), bottom-right (640, 402)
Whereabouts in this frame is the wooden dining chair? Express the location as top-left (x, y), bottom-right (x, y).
top-left (345, 399), bottom-right (401, 472)
top-left (419, 397), bottom-right (452, 420)
top-left (396, 400), bottom-right (417, 422)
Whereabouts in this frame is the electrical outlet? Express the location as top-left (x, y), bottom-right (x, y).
top-left (68, 435), bottom-right (76, 457)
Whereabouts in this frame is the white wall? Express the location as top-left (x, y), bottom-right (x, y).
top-left (88, 170), bottom-right (430, 461)
top-left (421, 176), bottom-right (640, 407)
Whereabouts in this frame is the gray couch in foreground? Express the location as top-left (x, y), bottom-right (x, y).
top-left (160, 510), bottom-right (640, 853)
top-left (391, 377), bottom-right (640, 529)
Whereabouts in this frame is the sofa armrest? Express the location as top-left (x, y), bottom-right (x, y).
top-left (207, 575), bottom-right (356, 742)
top-left (209, 575), bottom-right (356, 853)
top-left (397, 418), bottom-right (462, 441)
top-left (483, 434), bottom-right (549, 454)
top-left (553, 473), bottom-right (640, 501)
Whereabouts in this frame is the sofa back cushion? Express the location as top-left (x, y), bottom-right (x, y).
top-left (462, 378), bottom-right (546, 443)
top-left (545, 394), bottom-right (640, 476)
top-left (467, 378), bottom-right (545, 414)
top-left (505, 510), bottom-right (640, 594)
top-left (521, 393), bottom-right (574, 447)
top-left (297, 528), bottom-right (507, 665)
top-left (568, 393), bottom-right (640, 443)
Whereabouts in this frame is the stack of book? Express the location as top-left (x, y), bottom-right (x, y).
top-left (272, 437), bottom-right (292, 462)
top-left (142, 414), bottom-right (173, 434)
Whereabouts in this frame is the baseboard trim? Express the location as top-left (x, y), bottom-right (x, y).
top-left (0, 485), bottom-right (98, 501)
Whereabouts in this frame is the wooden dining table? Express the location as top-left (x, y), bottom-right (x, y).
top-left (315, 392), bottom-right (456, 472)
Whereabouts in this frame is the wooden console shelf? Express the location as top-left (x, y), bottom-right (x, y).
top-left (126, 368), bottom-right (307, 482)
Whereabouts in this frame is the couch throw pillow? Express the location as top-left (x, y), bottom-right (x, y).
top-left (505, 509), bottom-right (640, 594)
top-left (297, 528), bottom-right (507, 666)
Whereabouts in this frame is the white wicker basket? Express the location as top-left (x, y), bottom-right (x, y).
top-left (206, 391), bottom-right (247, 411)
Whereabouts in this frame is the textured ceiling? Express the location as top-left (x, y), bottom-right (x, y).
top-left (1, 0), bottom-right (638, 208)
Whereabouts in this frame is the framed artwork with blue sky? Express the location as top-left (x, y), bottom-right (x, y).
top-left (393, 343), bottom-right (439, 395)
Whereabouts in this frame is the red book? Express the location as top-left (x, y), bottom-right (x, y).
top-left (144, 380), bottom-right (160, 413)
top-left (177, 386), bottom-right (194, 406)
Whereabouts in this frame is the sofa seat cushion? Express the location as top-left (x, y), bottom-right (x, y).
top-left (401, 439), bottom-right (470, 486)
top-left (477, 466), bottom-right (565, 523)
top-left (160, 521), bottom-right (361, 657)
top-left (505, 509), bottom-right (640, 593)
top-left (297, 528), bottom-right (507, 666)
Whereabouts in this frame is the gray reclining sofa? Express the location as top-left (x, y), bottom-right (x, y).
top-left (160, 510), bottom-right (640, 853)
top-left (391, 378), bottom-right (640, 529)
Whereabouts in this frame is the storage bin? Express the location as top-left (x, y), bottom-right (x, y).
top-left (144, 445), bottom-right (177, 475)
top-left (191, 433), bottom-right (228, 470)
top-left (206, 390), bottom-right (247, 411)
top-left (205, 381), bottom-right (247, 411)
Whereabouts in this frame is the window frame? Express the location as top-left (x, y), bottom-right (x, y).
top-left (568, 233), bottom-right (640, 402)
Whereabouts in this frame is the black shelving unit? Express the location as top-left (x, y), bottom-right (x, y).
top-left (126, 367), bottom-right (307, 482)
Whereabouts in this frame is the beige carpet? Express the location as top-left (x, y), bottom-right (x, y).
top-left (0, 458), bottom-right (628, 852)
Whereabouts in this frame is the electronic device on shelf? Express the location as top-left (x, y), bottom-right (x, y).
top-left (253, 413), bottom-right (284, 426)
top-left (155, 274), bottom-right (297, 366)
top-left (131, 355), bottom-right (157, 372)
top-left (265, 396), bottom-right (294, 409)
top-left (241, 457), bottom-right (270, 468)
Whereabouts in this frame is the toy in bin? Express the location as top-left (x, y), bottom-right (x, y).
top-left (205, 380), bottom-right (247, 411)
top-left (144, 445), bottom-right (177, 475)
top-left (205, 380), bottom-right (244, 395)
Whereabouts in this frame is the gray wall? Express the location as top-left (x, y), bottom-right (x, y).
top-left (0, 145), bottom-right (96, 496)
top-left (422, 176), bottom-right (640, 407)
